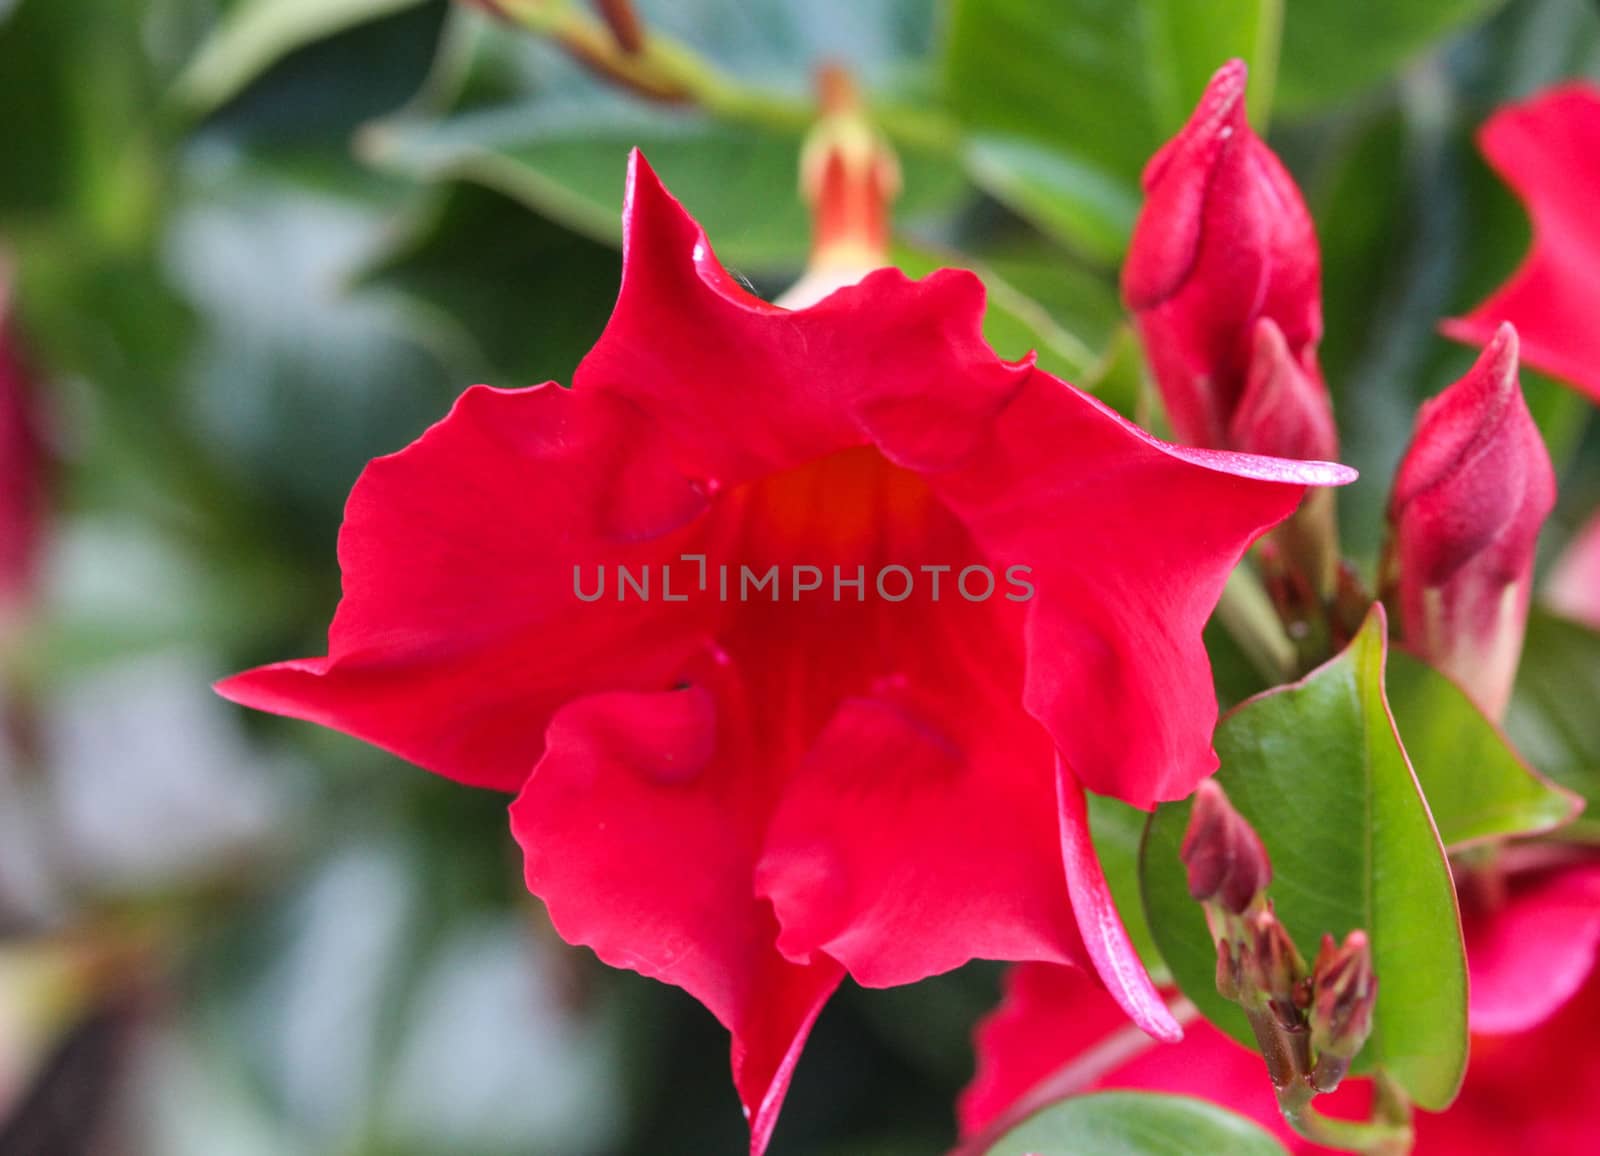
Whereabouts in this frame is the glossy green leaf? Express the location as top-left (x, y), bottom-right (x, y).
top-left (1140, 606), bottom-right (1468, 1110)
top-left (177, 0), bottom-right (431, 115)
top-left (1277, 0), bottom-right (1503, 112)
top-left (362, 98), bottom-right (968, 273)
top-left (981, 1091), bottom-right (1288, 1156)
top-left (942, 0), bottom-right (1279, 258)
top-left (1388, 648), bottom-right (1581, 848)
top-left (1507, 608), bottom-right (1600, 821)
top-left (358, 181), bottom-right (621, 388)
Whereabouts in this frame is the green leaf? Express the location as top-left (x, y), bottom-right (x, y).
top-left (1387, 648), bottom-right (1581, 848)
top-left (981, 1090), bottom-right (1288, 1156)
top-left (1506, 608), bottom-right (1600, 821)
top-left (362, 98), bottom-right (968, 273)
top-left (942, 0), bottom-right (1280, 258)
top-left (177, 0), bottom-right (431, 115)
top-left (358, 181), bottom-right (621, 388)
top-left (1276, 0), bottom-right (1503, 112)
top-left (1087, 795), bottom-right (1167, 980)
top-left (1140, 606), bottom-right (1468, 1111)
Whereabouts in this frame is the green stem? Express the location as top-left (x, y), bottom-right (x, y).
top-left (1278, 1081), bottom-right (1413, 1155)
top-left (481, 0), bottom-right (960, 149)
top-left (1217, 565), bottom-right (1298, 683)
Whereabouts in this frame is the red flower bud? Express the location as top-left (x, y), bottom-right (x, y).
top-left (1308, 930), bottom-right (1376, 1091)
top-left (778, 65), bottom-right (901, 309)
top-left (1180, 779), bottom-right (1272, 914)
top-left (1389, 324), bottom-right (1556, 719)
top-left (1123, 60), bottom-right (1325, 451)
top-left (1228, 319), bottom-right (1339, 463)
top-left (0, 271), bottom-right (45, 633)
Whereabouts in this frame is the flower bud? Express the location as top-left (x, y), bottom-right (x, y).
top-left (0, 270), bottom-right (45, 636)
top-left (1388, 324), bottom-right (1556, 719)
top-left (1180, 779), bottom-right (1272, 915)
top-left (1308, 931), bottom-right (1377, 1092)
top-left (1123, 59), bottom-right (1324, 451)
top-left (777, 65), bottom-right (901, 310)
top-left (1228, 319), bottom-right (1338, 463)
top-left (1242, 906), bottom-right (1307, 1029)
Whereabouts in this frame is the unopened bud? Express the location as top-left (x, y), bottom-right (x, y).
top-left (1388, 324), bottom-right (1555, 719)
top-left (777, 65), bottom-right (901, 310)
top-left (1308, 930), bottom-right (1377, 1092)
top-left (1229, 319), bottom-right (1339, 463)
top-left (1242, 906), bottom-right (1307, 1028)
top-left (1181, 779), bottom-right (1272, 914)
top-left (1123, 59), bottom-right (1323, 450)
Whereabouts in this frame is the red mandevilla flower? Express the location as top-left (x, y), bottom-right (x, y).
top-left (962, 862), bottom-right (1600, 1156)
top-left (1123, 60), bottom-right (1334, 460)
top-left (0, 271), bottom-right (45, 631)
top-left (1388, 325), bottom-right (1556, 720)
top-left (1444, 84), bottom-right (1600, 402)
top-left (217, 154), bottom-right (1351, 1152)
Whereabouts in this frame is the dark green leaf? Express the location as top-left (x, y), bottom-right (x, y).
top-left (1141, 606), bottom-right (1468, 1110)
top-left (358, 181), bottom-right (621, 387)
top-left (363, 98), bottom-right (968, 273)
top-left (1388, 648), bottom-right (1581, 847)
top-left (942, 0), bottom-right (1278, 258)
top-left (177, 0), bottom-right (432, 115)
top-left (1277, 0), bottom-right (1504, 112)
top-left (981, 1090), bottom-right (1288, 1156)
top-left (1506, 608), bottom-right (1600, 821)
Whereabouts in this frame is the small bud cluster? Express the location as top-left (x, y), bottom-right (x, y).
top-left (1182, 782), bottom-right (1377, 1097)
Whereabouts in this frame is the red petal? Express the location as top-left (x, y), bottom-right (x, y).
top-left (575, 151), bottom-right (1034, 485)
top-left (961, 963), bottom-right (1365, 1155)
top-left (1058, 766), bottom-right (1179, 1040)
top-left (1465, 863), bottom-right (1600, 1035)
top-left (216, 383), bottom-right (715, 791)
top-left (1444, 84), bottom-right (1600, 401)
top-left (755, 691), bottom-right (1085, 988)
top-left (926, 370), bottom-right (1352, 806)
top-left (511, 676), bottom-right (842, 1154)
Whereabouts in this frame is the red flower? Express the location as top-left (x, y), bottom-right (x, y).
top-left (217, 154), bottom-right (1351, 1152)
top-left (963, 864), bottom-right (1600, 1156)
top-left (1388, 325), bottom-right (1555, 719)
top-left (1548, 510), bottom-right (1600, 631)
top-left (0, 272), bottom-right (45, 631)
top-left (1123, 61), bottom-right (1332, 458)
top-left (1445, 84), bottom-right (1600, 402)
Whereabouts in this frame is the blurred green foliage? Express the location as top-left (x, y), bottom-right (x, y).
top-left (2, 0), bottom-right (1599, 1153)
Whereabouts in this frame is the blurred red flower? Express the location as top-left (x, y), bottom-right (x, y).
top-left (0, 273), bottom-right (45, 631)
top-left (1445, 84), bottom-right (1600, 402)
top-left (218, 153), bottom-right (1351, 1152)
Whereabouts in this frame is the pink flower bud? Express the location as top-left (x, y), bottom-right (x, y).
top-left (1389, 324), bottom-right (1556, 719)
top-left (1228, 319), bottom-right (1339, 463)
top-left (1123, 60), bottom-right (1324, 451)
top-left (1180, 779), bottom-right (1272, 914)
